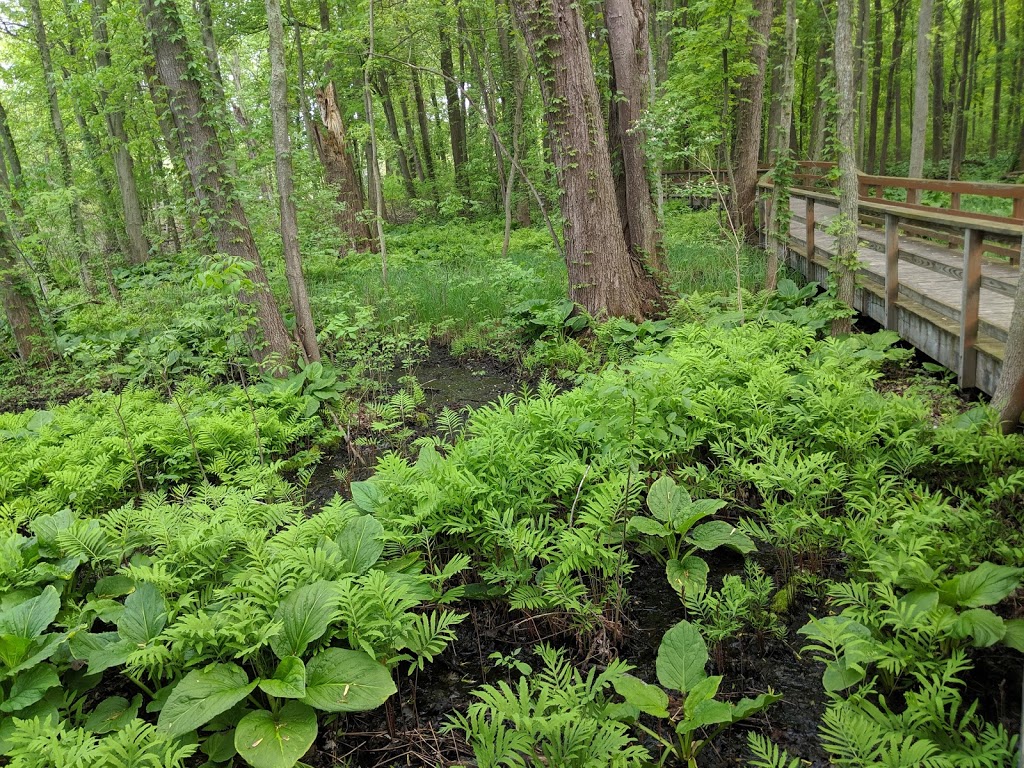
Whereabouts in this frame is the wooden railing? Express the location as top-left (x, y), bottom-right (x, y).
top-left (763, 180), bottom-right (1024, 390)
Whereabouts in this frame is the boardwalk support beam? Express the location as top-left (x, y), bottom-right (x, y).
top-left (959, 227), bottom-right (983, 389)
top-left (884, 213), bottom-right (900, 330)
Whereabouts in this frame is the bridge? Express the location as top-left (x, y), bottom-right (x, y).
top-left (665, 166), bottom-right (1024, 397)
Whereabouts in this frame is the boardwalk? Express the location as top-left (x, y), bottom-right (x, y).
top-left (769, 185), bottom-right (1023, 396)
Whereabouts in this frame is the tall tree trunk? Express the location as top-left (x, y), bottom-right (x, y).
top-left (907, 0), bottom-right (934, 191)
top-left (363, 0), bottom-right (388, 280)
top-left (439, 27), bottom-right (469, 199)
top-left (865, 0), bottom-right (883, 173)
top-left (994, 275), bottom-right (1024, 429)
top-left (91, 0), bottom-right (150, 265)
top-left (400, 96), bottom-right (425, 182)
top-left (930, 0), bottom-right (945, 162)
top-left (832, 0), bottom-right (859, 336)
top-left (732, 0), bottom-right (772, 243)
top-left (465, 24), bottom-right (508, 207)
top-left (312, 84), bottom-right (375, 253)
top-left (0, 221), bottom-right (50, 362)
top-left (375, 73), bottom-right (417, 199)
top-left (766, 0), bottom-right (797, 290)
top-left (410, 63), bottom-right (438, 187)
top-left (28, 0), bottom-right (95, 296)
top-left (949, 0), bottom-right (976, 178)
top-left (141, 0), bottom-right (292, 366)
top-left (989, 0), bottom-right (1004, 157)
top-left (285, 0), bottom-right (317, 163)
top-left (855, 0), bottom-right (868, 163)
top-left (879, 0), bottom-right (906, 174)
top-left (194, 0), bottom-right (227, 103)
top-left (266, 0), bottom-right (319, 361)
top-left (810, 34), bottom-right (832, 160)
top-left (510, 0), bottom-right (662, 319)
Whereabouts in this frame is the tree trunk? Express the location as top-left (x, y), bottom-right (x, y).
top-left (91, 0), bottom-right (150, 265)
top-left (266, 0), bottom-right (320, 362)
top-left (465, 25), bottom-right (508, 208)
top-left (28, 0), bottom-right (95, 296)
top-left (0, 99), bottom-right (23, 193)
top-left (141, 0), bottom-right (292, 366)
top-left (511, 0), bottom-right (662, 319)
top-left (907, 0), bottom-right (934, 190)
top-left (194, 0), bottom-right (227, 104)
top-left (865, 0), bottom-right (883, 173)
top-left (930, 0), bottom-right (945, 162)
top-left (410, 63), bottom-right (438, 187)
top-left (375, 73), bottom-right (417, 199)
top-left (994, 272), bottom-right (1024, 429)
top-left (989, 0), bottom-right (1004, 158)
top-left (810, 35), bottom-right (832, 160)
top-left (832, 0), bottom-right (859, 336)
top-left (766, 0), bottom-right (797, 291)
top-left (400, 96), bottom-right (425, 182)
top-left (732, 0), bottom-right (772, 243)
top-left (285, 0), bottom-right (318, 163)
top-left (439, 27), bottom-right (469, 199)
top-left (604, 0), bottom-right (666, 270)
top-left (312, 84), bottom-right (375, 253)
top-left (0, 221), bottom-right (50, 362)
top-left (949, 0), bottom-right (976, 178)
top-left (879, 0), bottom-right (906, 174)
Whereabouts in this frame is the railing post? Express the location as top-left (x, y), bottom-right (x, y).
top-left (884, 213), bottom-right (900, 330)
top-left (950, 191), bottom-right (962, 211)
top-left (958, 227), bottom-right (983, 389)
top-left (1013, 195), bottom-right (1024, 222)
top-left (805, 197), bottom-right (816, 272)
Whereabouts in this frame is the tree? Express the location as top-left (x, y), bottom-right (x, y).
top-left (907, 0), bottom-right (934, 191)
top-left (265, 0), bottom-right (320, 361)
top-left (732, 0), bottom-right (773, 244)
top-left (766, 0), bottom-right (797, 290)
top-left (140, 0), bottom-right (293, 366)
top-left (510, 0), bottom-right (662, 319)
top-left (831, 0), bottom-right (859, 336)
top-left (994, 279), bottom-right (1024, 429)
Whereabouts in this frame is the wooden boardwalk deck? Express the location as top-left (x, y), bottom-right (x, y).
top-left (760, 178), bottom-right (1024, 396)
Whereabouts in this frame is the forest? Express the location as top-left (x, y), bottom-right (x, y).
top-left (0, 0), bottom-right (1023, 761)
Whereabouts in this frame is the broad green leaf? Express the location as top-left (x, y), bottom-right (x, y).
top-left (656, 620), bottom-right (708, 694)
top-left (415, 444), bottom-right (443, 474)
top-left (202, 729), bottom-right (237, 762)
top-left (666, 556), bottom-right (709, 594)
top-left (939, 563), bottom-right (1024, 608)
top-left (0, 664), bottom-right (60, 712)
top-left (117, 583), bottom-right (167, 647)
top-left (335, 516), bottom-right (385, 575)
top-left (69, 632), bottom-right (133, 675)
top-left (625, 517), bottom-right (669, 538)
top-left (676, 699), bottom-right (733, 732)
top-left (350, 482), bottom-right (379, 514)
top-left (951, 608), bottom-right (1005, 647)
top-left (94, 576), bottom-right (135, 598)
top-left (302, 648), bottom-right (396, 712)
top-left (822, 657), bottom-right (865, 692)
top-left (259, 656), bottom-right (306, 699)
top-left (1003, 619), bottom-right (1024, 653)
top-left (83, 694), bottom-right (142, 734)
top-left (0, 586), bottom-right (60, 639)
top-left (234, 702), bottom-right (317, 768)
top-left (0, 694), bottom-right (58, 752)
top-left (898, 588), bottom-right (939, 618)
top-left (0, 636), bottom-right (31, 671)
top-left (158, 663), bottom-right (258, 737)
top-left (647, 476), bottom-right (681, 522)
top-left (683, 674), bottom-right (722, 715)
top-left (270, 581), bottom-right (340, 659)
top-left (731, 691), bottom-right (782, 721)
top-left (4, 633), bottom-right (65, 677)
top-left (611, 674), bottom-right (669, 718)
top-left (688, 521), bottom-right (756, 554)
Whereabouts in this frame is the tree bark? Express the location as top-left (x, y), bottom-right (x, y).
top-left (0, 221), bottom-right (50, 362)
top-left (439, 27), bottom-right (469, 199)
top-left (375, 73), bottom-right (417, 199)
top-left (605, 0), bottom-right (665, 271)
top-left (266, 0), bottom-right (320, 361)
top-left (141, 0), bottom-right (293, 366)
top-left (766, 0), bottom-right (796, 290)
top-left (989, 0), bottom-right (1004, 158)
top-left (879, 0), bottom-right (906, 174)
top-left (865, 0), bottom-right (883, 173)
top-left (511, 0), bottom-right (662, 319)
top-left (91, 0), bottom-right (150, 265)
top-left (410, 63), bottom-right (438, 188)
top-left (930, 0), bottom-right (945, 162)
top-left (949, 0), bottom-right (976, 178)
top-left (832, 0), bottom-right (859, 336)
top-left (732, 0), bottom-right (772, 244)
top-left (810, 34), bottom-right (832, 161)
top-left (400, 96), bottom-right (425, 182)
top-left (194, 0), bottom-right (227, 104)
top-left (907, 0), bottom-right (934, 191)
top-left (312, 84), bottom-right (375, 253)
top-left (28, 0), bottom-right (94, 296)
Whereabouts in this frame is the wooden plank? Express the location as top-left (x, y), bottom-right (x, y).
top-left (805, 197), bottom-right (816, 273)
top-left (959, 228), bottom-right (984, 389)
top-left (884, 213), bottom-right (899, 330)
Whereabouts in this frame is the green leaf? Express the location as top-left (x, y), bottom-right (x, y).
top-left (4, 633), bottom-right (64, 677)
top-left (117, 583), bottom-right (167, 647)
top-left (259, 656), bottom-right (306, 699)
top-left (94, 576), bottom-right (135, 598)
top-left (939, 563), bottom-right (1024, 608)
top-left (0, 586), bottom-right (60, 639)
top-left (0, 664), bottom-right (60, 712)
top-left (334, 516), bottom-right (385, 575)
top-left (656, 620), bottom-right (708, 694)
top-left (666, 556), bottom-right (709, 594)
top-left (688, 521), bottom-right (756, 554)
top-left (302, 648), bottom-right (396, 712)
top-left (676, 699), bottom-right (733, 733)
top-left (683, 674), bottom-right (722, 715)
top-left (83, 694), bottom-right (142, 734)
top-left (731, 691), bottom-right (782, 721)
top-left (234, 702), bottom-right (317, 768)
top-left (270, 581), bottom-right (340, 659)
top-left (951, 608), bottom-right (1006, 647)
top-left (69, 632), bottom-right (133, 675)
top-left (612, 674), bottom-right (669, 718)
top-left (202, 729), bottom-right (237, 762)
top-left (898, 588), bottom-right (939, 618)
top-left (647, 476), bottom-right (681, 522)
top-left (822, 657), bottom-right (865, 692)
top-left (1002, 619), bottom-right (1024, 653)
top-left (625, 516), bottom-right (669, 538)
top-left (350, 481), bottom-right (380, 514)
top-left (158, 663), bottom-right (258, 737)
